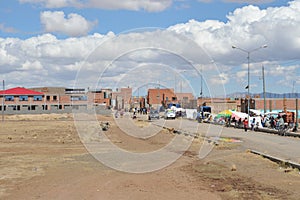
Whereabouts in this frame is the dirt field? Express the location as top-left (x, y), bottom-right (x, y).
top-left (1, 114), bottom-right (300, 200)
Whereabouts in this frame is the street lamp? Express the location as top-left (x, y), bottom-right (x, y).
top-left (232, 44), bottom-right (267, 122)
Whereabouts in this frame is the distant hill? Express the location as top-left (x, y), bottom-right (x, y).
top-left (226, 92), bottom-right (300, 99)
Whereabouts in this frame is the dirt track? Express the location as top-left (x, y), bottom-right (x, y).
top-left (1, 114), bottom-right (300, 200)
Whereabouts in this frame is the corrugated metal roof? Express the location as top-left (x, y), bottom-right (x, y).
top-left (0, 87), bottom-right (44, 95)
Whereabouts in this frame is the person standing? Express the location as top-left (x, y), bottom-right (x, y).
top-left (251, 118), bottom-right (256, 131)
top-left (237, 118), bottom-right (242, 128)
top-left (243, 118), bottom-right (248, 132)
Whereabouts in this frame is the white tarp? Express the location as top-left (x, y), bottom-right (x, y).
top-left (231, 111), bottom-right (262, 128)
top-left (185, 109), bottom-right (197, 119)
top-left (231, 111), bottom-right (247, 120)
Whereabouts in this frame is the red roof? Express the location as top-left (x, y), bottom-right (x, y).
top-left (0, 87), bottom-right (44, 95)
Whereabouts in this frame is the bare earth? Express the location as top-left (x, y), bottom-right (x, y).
top-left (1, 114), bottom-right (300, 200)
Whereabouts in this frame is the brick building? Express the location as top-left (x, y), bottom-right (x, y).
top-left (0, 87), bottom-right (44, 112)
top-left (197, 97), bottom-right (239, 114)
top-left (175, 92), bottom-right (195, 108)
top-left (254, 98), bottom-right (298, 113)
top-left (111, 87), bottom-right (132, 110)
top-left (0, 86), bottom-right (112, 113)
top-left (147, 88), bottom-right (177, 109)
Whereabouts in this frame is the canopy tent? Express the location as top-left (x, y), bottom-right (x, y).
top-left (231, 111), bottom-right (248, 121)
top-left (216, 110), bottom-right (232, 118)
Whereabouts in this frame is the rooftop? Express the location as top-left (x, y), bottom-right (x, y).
top-left (0, 87), bottom-right (44, 95)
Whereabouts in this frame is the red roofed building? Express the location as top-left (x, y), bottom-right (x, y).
top-left (0, 86), bottom-right (113, 113)
top-left (1, 87), bottom-right (44, 95)
top-left (0, 87), bottom-right (44, 111)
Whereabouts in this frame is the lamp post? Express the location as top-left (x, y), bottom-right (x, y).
top-left (200, 65), bottom-right (203, 98)
top-left (262, 65), bottom-right (266, 114)
top-left (232, 44), bottom-right (267, 122)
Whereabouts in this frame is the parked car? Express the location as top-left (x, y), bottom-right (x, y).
top-left (164, 109), bottom-right (176, 120)
top-left (148, 110), bottom-right (160, 120)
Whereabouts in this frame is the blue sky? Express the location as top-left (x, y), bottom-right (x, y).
top-left (0, 0), bottom-right (290, 38)
top-left (0, 0), bottom-right (299, 97)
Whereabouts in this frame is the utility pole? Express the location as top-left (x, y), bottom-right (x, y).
top-left (294, 98), bottom-right (298, 132)
top-left (2, 80), bottom-right (5, 122)
top-left (262, 65), bottom-right (266, 114)
top-left (232, 44), bottom-right (267, 122)
top-left (200, 65), bottom-right (203, 98)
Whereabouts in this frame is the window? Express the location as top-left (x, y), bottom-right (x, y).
top-left (8, 105), bottom-right (20, 110)
top-left (53, 96), bottom-right (57, 101)
top-left (5, 96), bottom-right (14, 101)
top-left (70, 96), bottom-right (87, 101)
top-left (46, 96), bottom-right (50, 101)
top-left (19, 96), bottom-right (28, 101)
top-left (34, 96), bottom-right (43, 101)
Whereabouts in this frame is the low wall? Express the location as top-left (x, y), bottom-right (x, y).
top-left (0, 106), bottom-right (112, 116)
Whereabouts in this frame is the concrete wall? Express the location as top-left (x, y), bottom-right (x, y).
top-left (0, 105), bottom-right (112, 116)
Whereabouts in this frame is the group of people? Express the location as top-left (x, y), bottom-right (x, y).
top-left (227, 114), bottom-right (288, 132)
top-left (228, 117), bottom-right (253, 132)
top-left (261, 115), bottom-right (286, 129)
top-left (132, 107), bottom-right (148, 115)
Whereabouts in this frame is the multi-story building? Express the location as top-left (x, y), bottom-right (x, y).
top-left (0, 87), bottom-right (44, 112)
top-left (147, 88), bottom-right (177, 109)
top-left (0, 86), bottom-right (112, 114)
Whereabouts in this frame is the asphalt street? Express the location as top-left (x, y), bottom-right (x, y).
top-left (155, 118), bottom-right (300, 165)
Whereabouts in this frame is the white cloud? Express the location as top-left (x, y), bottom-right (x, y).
top-left (40, 11), bottom-right (97, 37)
top-left (19, 0), bottom-right (81, 8)
top-left (224, 0), bottom-right (275, 4)
top-left (21, 60), bottom-right (43, 70)
top-left (210, 73), bottom-right (229, 85)
top-left (88, 0), bottom-right (172, 12)
top-left (2, 1), bottom-right (300, 95)
top-left (198, 0), bottom-right (275, 3)
top-left (169, 1), bottom-right (300, 63)
top-left (19, 0), bottom-right (172, 12)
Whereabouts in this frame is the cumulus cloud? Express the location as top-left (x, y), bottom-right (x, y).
top-left (40, 11), bottom-right (97, 37)
top-left (169, 1), bottom-right (300, 63)
top-left (1, 1), bottom-right (300, 95)
top-left (21, 60), bottom-right (43, 70)
top-left (224, 0), bottom-right (275, 4)
top-left (19, 0), bottom-right (81, 8)
top-left (0, 47), bottom-right (18, 67)
top-left (19, 0), bottom-right (172, 12)
top-left (197, 0), bottom-right (275, 3)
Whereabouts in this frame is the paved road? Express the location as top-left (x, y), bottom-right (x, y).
top-left (154, 118), bottom-right (300, 164)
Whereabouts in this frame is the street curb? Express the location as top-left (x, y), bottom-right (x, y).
top-left (250, 150), bottom-right (300, 170)
top-left (255, 127), bottom-right (300, 138)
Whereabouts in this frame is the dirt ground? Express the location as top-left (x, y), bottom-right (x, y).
top-left (1, 113), bottom-right (300, 200)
